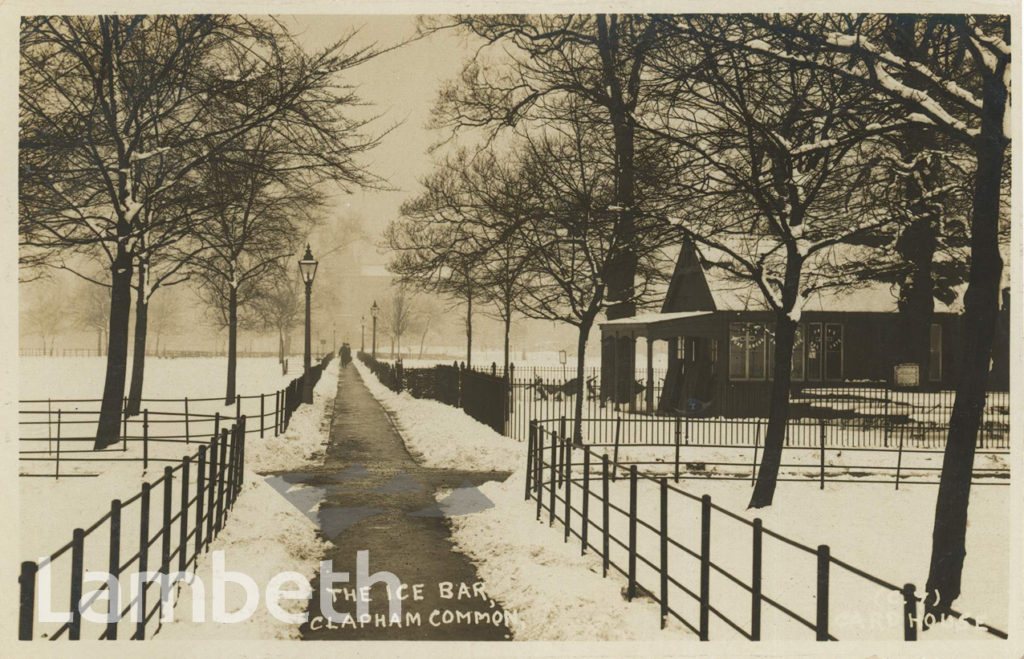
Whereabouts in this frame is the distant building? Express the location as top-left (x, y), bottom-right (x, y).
top-left (599, 241), bottom-right (1010, 417)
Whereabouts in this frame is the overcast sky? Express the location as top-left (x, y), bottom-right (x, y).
top-left (282, 15), bottom-right (471, 269)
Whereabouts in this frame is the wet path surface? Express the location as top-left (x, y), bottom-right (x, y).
top-left (283, 363), bottom-right (513, 640)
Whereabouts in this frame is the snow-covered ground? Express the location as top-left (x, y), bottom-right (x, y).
top-left (19, 356), bottom-right (298, 402)
top-left (354, 358), bottom-right (520, 472)
top-left (18, 357), bottom-right (339, 640)
top-left (355, 359), bottom-right (694, 640)
top-left (357, 358), bottom-right (1009, 642)
top-left (545, 436), bottom-right (1010, 641)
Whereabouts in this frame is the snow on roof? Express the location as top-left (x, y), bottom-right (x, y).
top-left (703, 267), bottom-right (966, 314)
top-left (601, 311), bottom-right (713, 326)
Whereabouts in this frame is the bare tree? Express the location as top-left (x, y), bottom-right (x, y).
top-left (646, 17), bottom-right (902, 508)
top-left (380, 286), bottom-right (416, 360)
top-left (72, 278), bottom-right (110, 355)
top-left (426, 14), bottom-right (666, 393)
top-left (254, 265), bottom-right (304, 366)
top-left (704, 11), bottom-right (1010, 617)
top-left (20, 15), bottom-right (382, 447)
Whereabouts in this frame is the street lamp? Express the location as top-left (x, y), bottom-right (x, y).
top-left (371, 301), bottom-right (379, 359)
top-left (298, 244), bottom-right (318, 404)
top-left (361, 315), bottom-right (366, 352)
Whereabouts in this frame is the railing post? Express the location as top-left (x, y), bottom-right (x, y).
top-left (752, 419), bottom-right (761, 486)
top-left (700, 495), bottom-right (711, 641)
top-left (602, 454), bottom-right (610, 577)
top-left (659, 477), bottom-right (668, 629)
top-left (751, 518), bottom-right (762, 641)
top-left (819, 418), bottom-right (826, 490)
top-left (526, 421), bottom-right (535, 500)
top-left (548, 430), bottom-right (556, 526)
top-left (627, 465), bottom-right (637, 601)
top-left (236, 416), bottom-right (247, 499)
top-left (136, 482), bottom-right (150, 640)
top-left (564, 441), bottom-right (573, 542)
top-left (18, 561), bottom-right (37, 640)
top-left (196, 445), bottom-right (206, 561)
top-left (581, 450), bottom-right (591, 556)
top-left (535, 427), bottom-right (544, 520)
top-left (674, 416), bottom-right (682, 482)
top-left (143, 409), bottom-right (150, 472)
top-left (206, 437), bottom-right (216, 549)
top-left (214, 412), bottom-right (220, 442)
top-left (179, 457), bottom-right (190, 573)
top-left (184, 397), bottom-right (190, 445)
top-left (612, 416), bottom-right (622, 482)
top-left (55, 414), bottom-right (61, 481)
top-left (260, 394), bottom-right (266, 438)
top-left (107, 499), bottom-right (122, 639)
top-left (161, 466), bottom-right (173, 611)
top-left (236, 394), bottom-right (241, 421)
top-left (816, 544), bottom-right (830, 641)
top-left (902, 583), bottom-right (918, 641)
top-left (69, 528), bottom-right (84, 639)
top-left (216, 428), bottom-right (228, 534)
top-left (895, 423), bottom-right (905, 490)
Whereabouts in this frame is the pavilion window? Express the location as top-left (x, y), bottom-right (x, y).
top-left (824, 323), bottom-right (843, 380)
top-left (806, 322), bottom-right (823, 381)
top-left (929, 323), bottom-right (942, 381)
top-left (729, 322), bottom-right (767, 381)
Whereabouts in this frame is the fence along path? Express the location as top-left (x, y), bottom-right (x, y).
top-left (18, 353), bottom-right (334, 478)
top-left (16, 353), bottom-right (336, 640)
top-left (524, 419), bottom-right (1007, 641)
top-left (19, 417), bottom-right (247, 640)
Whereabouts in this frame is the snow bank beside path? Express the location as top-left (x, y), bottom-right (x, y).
top-left (247, 358), bottom-right (338, 473)
top-left (157, 471), bottom-right (329, 640)
top-left (158, 360), bottom-right (339, 639)
top-left (444, 473), bottom-right (693, 641)
top-left (354, 358), bottom-right (520, 472)
top-left (355, 358), bottom-right (689, 640)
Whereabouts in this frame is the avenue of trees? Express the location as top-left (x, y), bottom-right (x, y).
top-left (19, 16), bottom-right (381, 445)
top-left (387, 13), bottom-right (1011, 616)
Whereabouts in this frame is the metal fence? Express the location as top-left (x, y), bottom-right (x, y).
top-left (357, 353), bottom-right (509, 434)
top-left (506, 370), bottom-right (1010, 451)
top-left (546, 417), bottom-right (1008, 488)
top-left (525, 420), bottom-right (1007, 641)
top-left (18, 353), bottom-right (335, 478)
top-left (18, 417), bottom-right (248, 640)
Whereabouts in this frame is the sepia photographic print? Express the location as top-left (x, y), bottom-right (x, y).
top-left (4, 2), bottom-right (1021, 656)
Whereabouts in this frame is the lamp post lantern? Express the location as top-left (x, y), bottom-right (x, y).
top-left (370, 301), bottom-right (379, 359)
top-left (298, 244), bottom-right (318, 404)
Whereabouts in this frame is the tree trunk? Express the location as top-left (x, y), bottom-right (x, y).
top-left (924, 75), bottom-right (1007, 616)
top-left (503, 305), bottom-right (512, 378)
top-left (125, 267), bottom-right (149, 416)
top-left (465, 290), bottom-right (473, 369)
top-left (749, 311), bottom-right (797, 509)
top-left (894, 208), bottom-right (937, 370)
top-left (225, 285), bottom-right (238, 405)
top-left (95, 248), bottom-right (133, 449)
top-left (572, 314), bottom-right (596, 443)
top-left (278, 327), bottom-right (285, 364)
top-left (419, 318), bottom-right (431, 359)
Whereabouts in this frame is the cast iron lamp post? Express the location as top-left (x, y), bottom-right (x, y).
top-left (298, 244), bottom-right (318, 404)
top-left (371, 301), bottom-right (379, 359)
